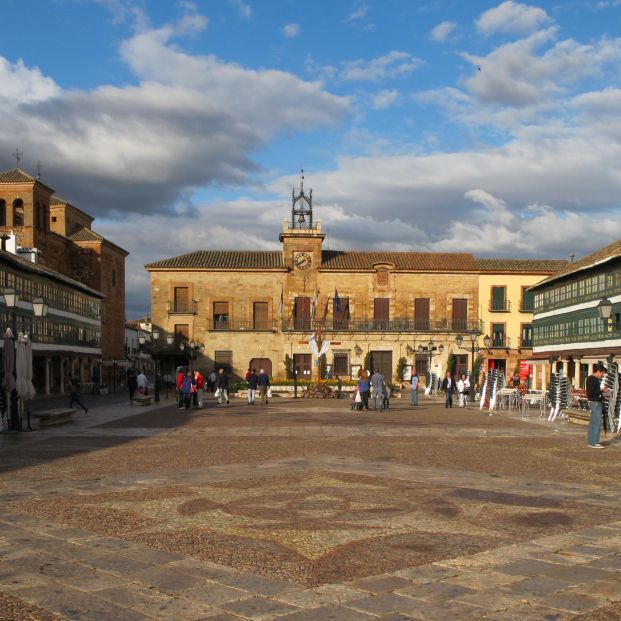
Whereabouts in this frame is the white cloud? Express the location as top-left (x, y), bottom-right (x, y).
top-left (0, 57), bottom-right (59, 103)
top-left (340, 51), bottom-right (422, 81)
top-left (229, 0), bottom-right (252, 19)
top-left (476, 1), bottom-right (552, 37)
top-left (0, 21), bottom-right (349, 219)
top-left (371, 89), bottom-right (400, 109)
top-left (348, 2), bottom-right (369, 21)
top-left (282, 23), bottom-right (300, 38)
top-left (430, 21), bottom-right (456, 42)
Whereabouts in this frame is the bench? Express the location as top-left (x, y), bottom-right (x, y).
top-left (32, 408), bottom-right (76, 426)
top-left (563, 407), bottom-right (590, 425)
top-left (132, 395), bottom-right (153, 406)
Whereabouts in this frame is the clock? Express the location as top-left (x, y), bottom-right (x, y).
top-left (294, 252), bottom-right (312, 270)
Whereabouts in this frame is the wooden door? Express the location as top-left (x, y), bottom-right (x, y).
top-left (333, 296), bottom-right (350, 330)
top-left (452, 298), bottom-right (467, 331)
top-left (370, 350), bottom-right (392, 380)
top-left (293, 354), bottom-right (312, 378)
top-left (250, 357), bottom-right (272, 376)
top-left (414, 298), bottom-right (430, 330)
top-left (374, 298), bottom-right (390, 329)
top-left (294, 297), bottom-right (311, 330)
top-left (253, 302), bottom-right (269, 330)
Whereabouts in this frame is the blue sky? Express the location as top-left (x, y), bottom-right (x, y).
top-left (1, 0), bottom-right (621, 317)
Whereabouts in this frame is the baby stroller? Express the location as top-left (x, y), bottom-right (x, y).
top-left (351, 387), bottom-right (364, 411)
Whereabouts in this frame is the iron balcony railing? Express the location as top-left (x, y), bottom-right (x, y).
top-left (168, 300), bottom-right (197, 314)
top-left (208, 318), bottom-right (280, 331)
top-left (282, 318), bottom-right (483, 333)
top-left (533, 325), bottom-right (621, 347)
top-left (489, 335), bottom-right (510, 348)
top-left (520, 338), bottom-right (533, 348)
top-left (519, 300), bottom-right (534, 313)
top-left (489, 299), bottom-right (511, 312)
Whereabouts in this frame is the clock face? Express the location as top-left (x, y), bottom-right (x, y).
top-left (294, 252), bottom-right (312, 270)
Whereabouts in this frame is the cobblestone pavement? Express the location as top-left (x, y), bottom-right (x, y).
top-left (0, 394), bottom-right (620, 620)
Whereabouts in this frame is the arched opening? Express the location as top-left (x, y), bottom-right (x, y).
top-left (0, 199), bottom-right (5, 226)
top-left (13, 199), bottom-right (24, 226)
top-left (249, 358), bottom-right (273, 377)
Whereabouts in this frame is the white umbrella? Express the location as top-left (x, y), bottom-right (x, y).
top-left (2, 327), bottom-right (15, 392)
top-left (16, 335), bottom-right (35, 400)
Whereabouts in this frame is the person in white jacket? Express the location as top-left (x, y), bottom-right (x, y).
top-left (457, 373), bottom-right (470, 408)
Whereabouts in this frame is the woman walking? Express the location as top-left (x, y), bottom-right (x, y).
top-left (357, 370), bottom-right (370, 411)
top-left (410, 370), bottom-right (419, 407)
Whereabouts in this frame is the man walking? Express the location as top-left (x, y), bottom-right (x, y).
top-left (370, 368), bottom-right (385, 412)
top-left (247, 368), bottom-right (258, 405)
top-left (216, 368), bottom-right (229, 404)
top-left (69, 376), bottom-right (88, 414)
top-left (410, 370), bottom-right (419, 407)
top-left (258, 368), bottom-right (270, 405)
top-left (586, 363), bottom-right (609, 448)
top-left (208, 370), bottom-right (217, 393)
top-left (441, 371), bottom-right (455, 408)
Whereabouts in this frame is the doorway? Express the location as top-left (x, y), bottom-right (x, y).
top-left (249, 358), bottom-right (272, 377)
top-left (370, 350), bottom-right (393, 380)
top-left (293, 354), bottom-right (312, 378)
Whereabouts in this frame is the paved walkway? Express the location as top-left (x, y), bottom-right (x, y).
top-left (0, 395), bottom-right (620, 620)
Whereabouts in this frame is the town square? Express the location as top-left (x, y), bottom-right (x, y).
top-left (1, 0), bottom-right (621, 619)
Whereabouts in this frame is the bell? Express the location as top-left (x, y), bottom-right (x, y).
top-left (297, 211), bottom-right (306, 223)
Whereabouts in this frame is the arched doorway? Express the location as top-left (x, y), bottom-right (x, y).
top-left (249, 358), bottom-right (272, 377)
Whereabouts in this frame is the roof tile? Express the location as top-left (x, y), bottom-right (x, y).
top-left (475, 258), bottom-right (568, 273)
top-left (0, 168), bottom-right (36, 183)
top-left (145, 250), bottom-right (285, 270)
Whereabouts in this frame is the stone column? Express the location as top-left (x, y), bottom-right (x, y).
top-left (44, 357), bottom-right (51, 396)
top-left (59, 358), bottom-right (66, 394)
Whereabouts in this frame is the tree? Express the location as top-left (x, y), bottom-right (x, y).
top-left (319, 353), bottom-right (327, 380)
top-left (363, 351), bottom-right (373, 374)
top-left (284, 354), bottom-right (293, 379)
top-left (396, 356), bottom-right (408, 382)
top-left (446, 349), bottom-right (456, 374)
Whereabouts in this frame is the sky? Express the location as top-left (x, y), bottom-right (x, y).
top-left (1, 0), bottom-right (621, 318)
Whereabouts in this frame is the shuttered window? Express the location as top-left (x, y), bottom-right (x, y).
top-left (374, 298), bottom-right (389, 328)
top-left (174, 323), bottom-right (189, 345)
top-left (253, 302), bottom-right (269, 330)
top-left (213, 302), bottom-right (229, 329)
top-left (174, 287), bottom-right (189, 312)
top-left (215, 350), bottom-right (233, 374)
top-left (294, 297), bottom-right (310, 330)
top-left (452, 298), bottom-right (467, 331)
top-left (333, 353), bottom-right (349, 376)
top-left (414, 298), bottom-right (430, 330)
top-left (333, 296), bottom-right (350, 329)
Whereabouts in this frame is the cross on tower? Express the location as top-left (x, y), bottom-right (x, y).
top-left (12, 148), bottom-right (23, 167)
top-left (36, 160), bottom-right (44, 180)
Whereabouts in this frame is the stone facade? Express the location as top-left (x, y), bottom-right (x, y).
top-left (147, 185), bottom-right (566, 384)
top-left (0, 168), bottom-right (128, 365)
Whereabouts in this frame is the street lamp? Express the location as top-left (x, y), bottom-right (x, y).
top-left (456, 331), bottom-right (479, 401)
top-left (140, 331), bottom-right (175, 401)
top-left (597, 297), bottom-right (619, 329)
top-left (180, 340), bottom-right (204, 373)
top-left (2, 288), bottom-right (20, 431)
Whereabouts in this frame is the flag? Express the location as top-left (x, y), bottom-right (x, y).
top-left (334, 289), bottom-right (341, 314)
top-left (311, 288), bottom-right (319, 320)
top-left (279, 287), bottom-right (284, 321)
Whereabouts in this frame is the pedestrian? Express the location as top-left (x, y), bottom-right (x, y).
top-left (216, 368), bottom-right (229, 404)
top-left (179, 370), bottom-right (193, 409)
top-left (457, 373), bottom-right (470, 408)
top-left (258, 368), bottom-right (270, 404)
top-left (370, 368), bottom-right (385, 412)
top-left (357, 370), bottom-right (370, 411)
top-left (69, 376), bottom-right (88, 414)
top-left (127, 369), bottom-right (137, 403)
top-left (208, 370), bottom-right (217, 393)
top-left (586, 363), bottom-right (609, 448)
top-left (441, 371), bottom-right (455, 408)
top-left (194, 370), bottom-right (205, 408)
top-left (247, 368), bottom-right (258, 405)
top-left (410, 370), bottom-right (419, 407)
top-left (136, 368), bottom-right (148, 395)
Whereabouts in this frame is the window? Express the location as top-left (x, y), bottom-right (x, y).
top-left (333, 295), bottom-right (350, 329)
top-left (452, 298), bottom-right (467, 330)
top-left (0, 199), bottom-right (5, 226)
top-left (492, 323), bottom-right (505, 347)
top-left (173, 287), bottom-right (189, 312)
top-left (521, 324), bottom-right (533, 348)
top-left (213, 302), bottom-right (229, 329)
top-left (174, 323), bottom-right (189, 345)
top-left (373, 298), bottom-right (389, 328)
top-left (415, 354), bottom-right (428, 377)
top-left (521, 287), bottom-right (534, 312)
top-left (215, 350), bottom-right (233, 374)
top-left (51, 216), bottom-right (57, 223)
top-left (333, 352), bottom-right (349, 376)
top-left (13, 199), bottom-right (24, 226)
top-left (414, 298), bottom-right (430, 330)
top-left (491, 286), bottom-right (507, 311)
top-left (253, 302), bottom-right (269, 330)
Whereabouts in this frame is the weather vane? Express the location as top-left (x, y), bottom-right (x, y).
top-left (12, 148), bottom-right (23, 167)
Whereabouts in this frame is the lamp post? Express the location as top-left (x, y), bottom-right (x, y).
top-left (180, 340), bottom-right (204, 373)
top-left (139, 331), bottom-right (175, 401)
top-left (456, 330), bottom-right (479, 401)
top-left (417, 340), bottom-right (443, 388)
top-left (2, 288), bottom-right (20, 431)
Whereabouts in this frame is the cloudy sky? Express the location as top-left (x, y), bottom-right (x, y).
top-left (2, 0), bottom-right (621, 317)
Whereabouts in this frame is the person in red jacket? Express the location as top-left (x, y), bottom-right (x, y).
top-left (176, 368), bottom-right (185, 408)
top-left (194, 370), bottom-right (205, 408)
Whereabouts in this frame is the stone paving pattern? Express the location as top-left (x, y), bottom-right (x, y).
top-left (1, 393), bottom-right (620, 620)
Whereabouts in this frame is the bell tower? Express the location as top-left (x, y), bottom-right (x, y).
top-left (279, 170), bottom-right (325, 273)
